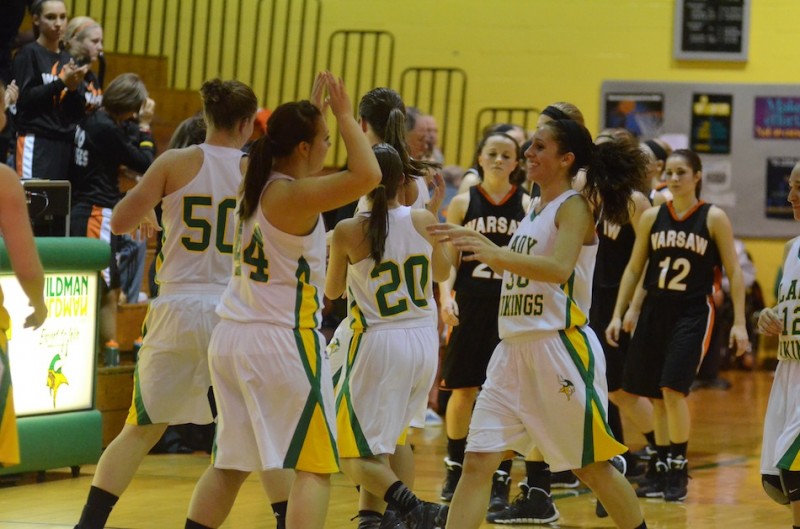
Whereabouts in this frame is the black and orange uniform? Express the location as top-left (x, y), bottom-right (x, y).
top-left (623, 201), bottom-right (721, 398)
top-left (69, 108), bottom-right (154, 288)
top-left (590, 218), bottom-right (636, 392)
top-left (12, 42), bottom-right (85, 180)
top-left (440, 184), bottom-right (526, 389)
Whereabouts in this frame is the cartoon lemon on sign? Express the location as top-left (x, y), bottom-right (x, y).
top-left (47, 353), bottom-right (68, 408)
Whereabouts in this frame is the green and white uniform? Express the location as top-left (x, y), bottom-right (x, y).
top-left (211, 173), bottom-right (338, 473)
top-left (127, 143), bottom-right (241, 426)
top-left (467, 190), bottom-right (626, 472)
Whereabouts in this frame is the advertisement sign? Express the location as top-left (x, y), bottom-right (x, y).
top-left (2, 273), bottom-right (97, 416)
top-left (765, 157), bottom-right (800, 219)
top-left (604, 93), bottom-right (664, 138)
top-left (754, 97), bottom-right (800, 139)
top-left (690, 93), bottom-right (733, 154)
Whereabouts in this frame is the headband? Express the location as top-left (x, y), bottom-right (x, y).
top-left (541, 105), bottom-right (570, 122)
top-left (644, 139), bottom-right (668, 163)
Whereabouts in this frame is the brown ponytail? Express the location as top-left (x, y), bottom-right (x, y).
top-left (366, 144), bottom-right (404, 263)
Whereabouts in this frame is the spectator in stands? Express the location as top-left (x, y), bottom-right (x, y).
top-left (13, 0), bottom-right (88, 180)
top-left (69, 73), bottom-right (155, 349)
top-left (64, 16), bottom-right (104, 109)
top-left (1, 80), bottom-right (17, 165)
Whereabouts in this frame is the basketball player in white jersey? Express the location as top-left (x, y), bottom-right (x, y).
top-left (430, 119), bottom-right (648, 529)
top-left (758, 162), bottom-right (800, 526)
top-left (184, 73), bottom-right (381, 529)
top-left (326, 143), bottom-right (450, 529)
top-left (74, 79), bottom-right (260, 529)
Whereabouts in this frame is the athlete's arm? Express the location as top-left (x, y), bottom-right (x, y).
top-left (324, 221), bottom-right (353, 300)
top-left (606, 206), bottom-right (658, 345)
top-left (621, 191), bottom-right (653, 333)
top-left (411, 209), bottom-right (451, 284)
top-left (110, 149), bottom-right (176, 235)
top-left (0, 166), bottom-right (46, 328)
top-left (263, 75), bottom-right (381, 235)
top-left (758, 239), bottom-right (794, 336)
top-left (437, 192), bottom-right (468, 325)
top-left (709, 206), bottom-right (750, 355)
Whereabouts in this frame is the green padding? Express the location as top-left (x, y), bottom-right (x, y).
top-left (0, 237), bottom-right (110, 272)
top-left (0, 410), bottom-right (102, 475)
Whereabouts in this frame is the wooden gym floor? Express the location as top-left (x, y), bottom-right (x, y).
top-left (0, 370), bottom-right (789, 528)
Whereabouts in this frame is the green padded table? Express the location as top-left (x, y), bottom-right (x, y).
top-left (0, 237), bottom-right (109, 478)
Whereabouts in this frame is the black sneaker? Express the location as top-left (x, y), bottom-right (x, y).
top-left (632, 444), bottom-right (657, 462)
top-left (403, 501), bottom-right (448, 529)
top-left (596, 455), bottom-right (627, 518)
top-left (636, 460), bottom-right (668, 498)
top-left (664, 457), bottom-right (689, 502)
top-left (488, 470), bottom-right (511, 512)
top-left (486, 482), bottom-right (560, 524)
top-left (550, 470), bottom-right (579, 488)
top-left (440, 458), bottom-right (462, 502)
top-left (379, 508), bottom-right (407, 529)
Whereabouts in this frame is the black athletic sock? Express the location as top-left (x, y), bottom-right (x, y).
top-left (185, 519), bottom-right (213, 529)
top-left (634, 522), bottom-right (647, 529)
top-left (384, 481), bottom-right (422, 516)
top-left (357, 510), bottom-right (383, 529)
top-left (76, 486), bottom-right (119, 529)
top-left (447, 437), bottom-right (467, 464)
top-left (656, 444), bottom-right (670, 463)
top-left (608, 402), bottom-right (624, 443)
top-left (669, 441), bottom-right (688, 460)
top-left (525, 461), bottom-right (551, 493)
top-left (643, 431), bottom-right (656, 447)
top-left (271, 500), bottom-right (288, 529)
top-left (497, 459), bottom-right (512, 474)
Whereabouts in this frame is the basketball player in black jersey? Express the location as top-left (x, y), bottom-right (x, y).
top-left (607, 149), bottom-right (750, 502)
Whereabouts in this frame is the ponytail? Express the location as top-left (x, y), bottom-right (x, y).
top-left (544, 119), bottom-right (647, 227)
top-left (368, 185), bottom-right (389, 263)
top-left (239, 135), bottom-right (273, 219)
top-left (359, 87), bottom-right (440, 184)
top-left (585, 141), bottom-right (648, 226)
top-left (366, 143), bottom-right (404, 263)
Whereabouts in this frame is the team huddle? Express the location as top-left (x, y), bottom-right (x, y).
top-left (2, 56), bottom-right (799, 527)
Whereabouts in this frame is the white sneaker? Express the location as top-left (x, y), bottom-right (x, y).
top-left (425, 408), bottom-right (443, 426)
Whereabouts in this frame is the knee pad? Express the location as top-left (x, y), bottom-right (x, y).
top-left (781, 469), bottom-right (800, 502)
top-left (762, 473), bottom-right (789, 505)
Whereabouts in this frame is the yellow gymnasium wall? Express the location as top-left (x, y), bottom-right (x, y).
top-left (320, 0), bottom-right (800, 305)
top-left (77, 0), bottom-right (800, 303)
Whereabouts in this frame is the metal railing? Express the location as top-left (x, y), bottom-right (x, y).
top-left (70, 0), bottom-right (322, 110)
top-left (325, 30), bottom-right (394, 166)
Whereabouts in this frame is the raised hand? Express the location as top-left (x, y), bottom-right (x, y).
top-left (325, 74), bottom-right (354, 120)
top-left (310, 71), bottom-right (330, 114)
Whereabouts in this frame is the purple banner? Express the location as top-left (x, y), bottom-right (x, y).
top-left (754, 97), bottom-right (800, 139)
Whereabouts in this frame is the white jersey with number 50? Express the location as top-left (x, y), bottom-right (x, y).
top-left (498, 190), bottom-right (597, 340)
top-left (156, 143), bottom-right (242, 287)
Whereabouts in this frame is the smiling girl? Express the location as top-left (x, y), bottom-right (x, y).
top-left (432, 119), bottom-right (647, 529)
